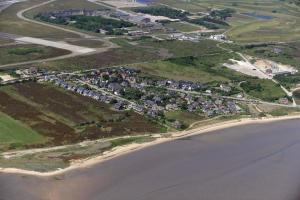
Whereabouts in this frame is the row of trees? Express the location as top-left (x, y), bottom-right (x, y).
top-left (36, 14), bottom-right (134, 35)
top-left (133, 6), bottom-right (234, 30)
top-left (133, 6), bottom-right (190, 19)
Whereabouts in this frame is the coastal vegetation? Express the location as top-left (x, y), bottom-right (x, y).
top-left (0, 135), bottom-right (155, 172)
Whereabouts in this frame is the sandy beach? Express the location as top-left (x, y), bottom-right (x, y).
top-left (1, 114), bottom-right (300, 177)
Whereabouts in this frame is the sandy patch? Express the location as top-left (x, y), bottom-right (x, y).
top-left (253, 58), bottom-right (297, 77)
top-left (142, 14), bottom-right (179, 22)
top-left (0, 74), bottom-right (15, 81)
top-left (223, 59), bottom-right (271, 79)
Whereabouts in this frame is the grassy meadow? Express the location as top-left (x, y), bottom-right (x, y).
top-left (0, 112), bottom-right (46, 151)
top-left (0, 44), bottom-right (70, 65)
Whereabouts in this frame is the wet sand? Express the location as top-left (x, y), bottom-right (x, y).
top-left (1, 119), bottom-right (300, 200)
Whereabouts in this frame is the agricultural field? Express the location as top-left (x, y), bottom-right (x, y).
top-left (0, 82), bottom-right (163, 151)
top-left (0, 44), bottom-right (70, 65)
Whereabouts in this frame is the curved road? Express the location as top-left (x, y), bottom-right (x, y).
top-left (17, 0), bottom-right (92, 39)
top-left (1, 119), bottom-right (300, 200)
top-left (0, 0), bottom-right (117, 69)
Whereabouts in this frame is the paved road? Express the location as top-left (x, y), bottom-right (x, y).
top-left (1, 119), bottom-right (300, 200)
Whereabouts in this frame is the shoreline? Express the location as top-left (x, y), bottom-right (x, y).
top-left (1, 114), bottom-right (300, 177)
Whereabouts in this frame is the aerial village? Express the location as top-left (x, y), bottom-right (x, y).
top-left (0, 2), bottom-right (298, 130)
top-left (0, 66), bottom-right (245, 129)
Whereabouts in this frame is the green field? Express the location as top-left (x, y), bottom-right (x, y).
top-left (165, 110), bottom-right (205, 127)
top-left (0, 112), bottom-right (46, 151)
top-left (136, 38), bottom-right (226, 57)
top-left (241, 79), bottom-right (286, 101)
top-left (164, 22), bottom-right (202, 32)
top-left (0, 44), bottom-right (70, 65)
top-left (132, 57), bottom-right (230, 83)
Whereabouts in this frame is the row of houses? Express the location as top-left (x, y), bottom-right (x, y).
top-left (72, 67), bottom-right (242, 118)
top-left (42, 75), bottom-right (129, 111)
top-left (35, 67), bottom-right (243, 129)
top-left (40, 9), bottom-right (102, 18)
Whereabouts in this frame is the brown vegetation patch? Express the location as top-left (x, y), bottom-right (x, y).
top-left (38, 47), bottom-right (161, 70)
top-left (0, 91), bottom-right (77, 146)
top-left (0, 82), bottom-right (162, 147)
